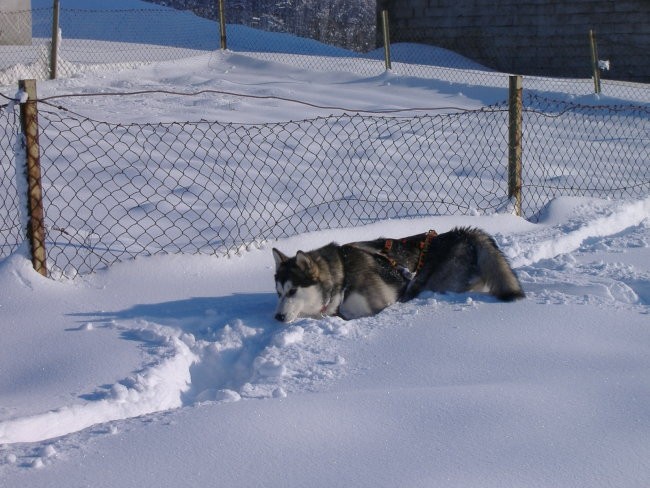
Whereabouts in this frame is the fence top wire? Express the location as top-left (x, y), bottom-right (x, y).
top-left (24, 89), bottom-right (648, 130)
top-left (35, 88), bottom-right (484, 118)
top-left (5, 88), bottom-right (647, 131)
top-left (523, 93), bottom-right (650, 115)
top-left (36, 98), bottom-right (511, 132)
top-left (0, 91), bottom-right (17, 108)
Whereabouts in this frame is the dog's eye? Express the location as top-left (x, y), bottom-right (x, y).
top-left (287, 288), bottom-right (297, 297)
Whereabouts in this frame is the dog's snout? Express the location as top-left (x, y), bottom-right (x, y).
top-left (275, 313), bottom-right (286, 322)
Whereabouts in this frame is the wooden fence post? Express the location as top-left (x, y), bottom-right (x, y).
top-left (19, 79), bottom-right (48, 277)
top-left (589, 29), bottom-right (601, 94)
top-left (381, 10), bottom-right (392, 71)
top-left (50, 0), bottom-right (60, 80)
top-left (508, 75), bottom-right (523, 217)
top-left (218, 0), bottom-right (227, 50)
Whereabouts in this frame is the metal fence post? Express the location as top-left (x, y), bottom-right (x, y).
top-left (589, 29), bottom-right (601, 94)
top-left (50, 0), bottom-right (60, 80)
top-left (18, 79), bottom-right (48, 277)
top-left (381, 10), bottom-right (392, 70)
top-left (218, 0), bottom-right (227, 50)
top-left (508, 75), bottom-right (523, 217)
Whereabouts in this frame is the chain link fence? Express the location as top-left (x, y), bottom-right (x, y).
top-left (0, 7), bottom-right (221, 84)
top-left (2, 6), bottom-right (649, 103)
top-left (0, 104), bottom-right (23, 261)
top-left (1, 91), bottom-right (648, 277)
top-left (385, 26), bottom-right (650, 103)
top-left (0, 8), bottom-right (51, 83)
top-left (521, 94), bottom-right (650, 220)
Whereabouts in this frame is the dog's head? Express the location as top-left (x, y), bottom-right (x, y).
top-left (272, 248), bottom-right (324, 323)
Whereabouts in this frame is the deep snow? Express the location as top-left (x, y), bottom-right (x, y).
top-left (1, 199), bottom-right (649, 487)
top-left (1, 3), bottom-right (650, 487)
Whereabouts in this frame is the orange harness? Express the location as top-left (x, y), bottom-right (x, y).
top-left (381, 229), bottom-right (438, 273)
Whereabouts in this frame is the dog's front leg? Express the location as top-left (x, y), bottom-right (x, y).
top-left (398, 265), bottom-right (415, 281)
top-left (399, 272), bottom-right (425, 302)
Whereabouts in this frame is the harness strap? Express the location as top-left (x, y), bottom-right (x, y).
top-left (380, 229), bottom-right (438, 272)
top-left (415, 229), bottom-right (438, 273)
top-left (346, 229), bottom-right (438, 276)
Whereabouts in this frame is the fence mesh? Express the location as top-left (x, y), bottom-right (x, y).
top-left (521, 94), bottom-right (650, 219)
top-left (2, 7), bottom-right (649, 103)
top-left (33, 103), bottom-right (513, 277)
top-left (385, 26), bottom-right (650, 103)
top-left (0, 103), bottom-right (22, 261)
top-left (1, 93), bottom-right (648, 277)
top-left (0, 7), bottom-right (221, 84)
top-left (0, 8), bottom-right (51, 82)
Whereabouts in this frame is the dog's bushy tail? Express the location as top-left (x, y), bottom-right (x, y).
top-left (474, 230), bottom-right (525, 301)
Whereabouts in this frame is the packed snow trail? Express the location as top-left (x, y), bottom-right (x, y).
top-left (0, 325), bottom-right (196, 444)
top-left (0, 296), bottom-right (352, 444)
top-left (503, 196), bottom-right (650, 268)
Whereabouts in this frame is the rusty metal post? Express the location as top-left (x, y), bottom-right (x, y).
top-left (218, 0), bottom-right (227, 50)
top-left (508, 75), bottom-right (523, 217)
top-left (381, 10), bottom-right (392, 70)
top-left (19, 79), bottom-right (48, 277)
top-left (50, 0), bottom-right (60, 79)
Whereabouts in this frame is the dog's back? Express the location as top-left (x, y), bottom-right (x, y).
top-left (349, 232), bottom-right (428, 272)
top-left (400, 227), bottom-right (524, 302)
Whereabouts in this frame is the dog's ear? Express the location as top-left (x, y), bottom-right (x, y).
top-left (295, 251), bottom-right (311, 269)
top-left (295, 251), bottom-right (318, 278)
top-left (272, 248), bottom-right (288, 270)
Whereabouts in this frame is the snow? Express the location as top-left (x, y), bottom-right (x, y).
top-left (1, 3), bottom-right (650, 487)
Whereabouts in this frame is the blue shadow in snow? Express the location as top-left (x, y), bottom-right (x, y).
top-left (68, 293), bottom-right (279, 338)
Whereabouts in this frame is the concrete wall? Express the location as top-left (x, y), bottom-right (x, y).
top-left (0, 0), bottom-right (32, 46)
top-left (378, 0), bottom-right (649, 83)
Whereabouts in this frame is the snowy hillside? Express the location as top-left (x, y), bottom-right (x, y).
top-left (1, 3), bottom-right (650, 487)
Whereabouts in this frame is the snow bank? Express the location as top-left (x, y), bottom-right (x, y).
top-left (505, 196), bottom-right (650, 267)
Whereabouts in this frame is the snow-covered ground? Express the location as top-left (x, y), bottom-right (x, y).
top-left (1, 196), bottom-right (649, 487)
top-left (1, 3), bottom-right (650, 487)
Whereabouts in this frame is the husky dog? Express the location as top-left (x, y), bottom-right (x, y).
top-left (273, 227), bottom-right (524, 323)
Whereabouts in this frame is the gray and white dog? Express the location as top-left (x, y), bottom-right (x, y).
top-left (273, 227), bottom-right (524, 323)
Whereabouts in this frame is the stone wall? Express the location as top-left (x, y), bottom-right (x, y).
top-left (378, 0), bottom-right (649, 83)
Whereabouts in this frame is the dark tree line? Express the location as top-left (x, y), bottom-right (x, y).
top-left (145, 0), bottom-right (377, 52)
